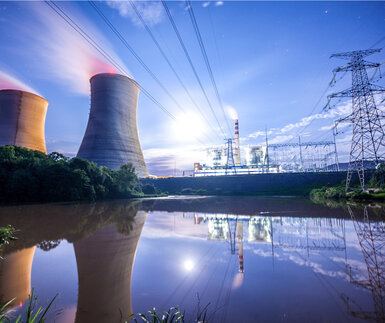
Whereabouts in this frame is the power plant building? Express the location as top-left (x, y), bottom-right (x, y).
top-left (0, 89), bottom-right (49, 153)
top-left (245, 146), bottom-right (265, 167)
top-left (77, 73), bottom-right (148, 178)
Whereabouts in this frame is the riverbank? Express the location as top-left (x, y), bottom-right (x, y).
top-left (310, 185), bottom-right (385, 202)
top-left (0, 146), bottom-right (163, 203)
top-left (309, 165), bottom-right (385, 202)
top-left (141, 171), bottom-right (349, 196)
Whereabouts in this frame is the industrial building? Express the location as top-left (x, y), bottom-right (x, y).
top-left (0, 89), bottom-right (49, 153)
top-left (194, 118), bottom-right (338, 176)
top-left (77, 73), bottom-right (148, 177)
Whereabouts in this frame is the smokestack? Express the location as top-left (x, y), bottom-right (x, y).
top-left (77, 73), bottom-right (148, 177)
top-left (234, 119), bottom-right (241, 166)
top-left (0, 90), bottom-right (49, 153)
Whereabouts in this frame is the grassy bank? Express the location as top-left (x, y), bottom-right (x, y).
top-left (309, 165), bottom-right (385, 202)
top-left (0, 146), bottom-right (163, 203)
top-left (142, 171), bottom-right (348, 197)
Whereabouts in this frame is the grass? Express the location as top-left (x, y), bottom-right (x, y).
top-left (128, 307), bottom-right (185, 323)
top-left (127, 301), bottom-right (210, 323)
top-left (0, 225), bottom-right (18, 259)
top-left (0, 289), bottom-right (58, 323)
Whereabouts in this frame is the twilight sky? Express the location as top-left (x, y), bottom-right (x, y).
top-left (0, 1), bottom-right (384, 175)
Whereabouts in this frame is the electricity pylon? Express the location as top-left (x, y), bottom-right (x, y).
top-left (225, 138), bottom-right (236, 174)
top-left (329, 49), bottom-right (385, 191)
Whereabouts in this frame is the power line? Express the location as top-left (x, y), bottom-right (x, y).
top-left (370, 35), bottom-right (385, 49)
top-left (45, 1), bottom-right (176, 120)
top-left (329, 48), bottom-right (385, 191)
top-left (45, 1), bottom-right (216, 148)
top-left (88, 2), bottom-right (189, 118)
top-left (89, 1), bottom-right (217, 145)
top-left (285, 37), bottom-right (385, 145)
top-left (161, 0), bottom-right (227, 139)
top-left (185, 0), bottom-right (233, 138)
top-left (128, 0), bottom-right (222, 142)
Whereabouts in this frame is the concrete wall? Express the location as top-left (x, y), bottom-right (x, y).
top-left (0, 90), bottom-right (49, 153)
top-left (77, 73), bottom-right (148, 177)
top-left (141, 172), bottom-right (349, 196)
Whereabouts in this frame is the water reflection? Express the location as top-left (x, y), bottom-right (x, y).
top-left (74, 211), bottom-right (146, 322)
top-left (0, 247), bottom-right (35, 307)
top-left (0, 197), bottom-right (383, 322)
top-left (344, 205), bottom-right (385, 321)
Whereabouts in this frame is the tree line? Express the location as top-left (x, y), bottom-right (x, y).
top-left (0, 146), bottom-right (159, 203)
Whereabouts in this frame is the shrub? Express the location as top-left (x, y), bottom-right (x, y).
top-left (0, 145), bottom-right (145, 203)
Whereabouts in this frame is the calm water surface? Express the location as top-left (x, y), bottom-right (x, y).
top-left (0, 196), bottom-right (384, 322)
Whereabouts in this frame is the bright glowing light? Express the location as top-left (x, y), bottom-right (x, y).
top-left (183, 259), bottom-right (195, 271)
top-left (226, 105), bottom-right (238, 120)
top-left (172, 113), bottom-right (206, 142)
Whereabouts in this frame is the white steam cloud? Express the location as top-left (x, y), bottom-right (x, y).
top-left (0, 71), bottom-right (40, 95)
top-left (226, 105), bottom-right (238, 120)
top-left (24, 3), bottom-right (129, 95)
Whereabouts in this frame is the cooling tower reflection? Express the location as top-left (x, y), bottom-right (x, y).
top-left (0, 197), bottom-right (384, 322)
top-left (74, 211), bottom-right (146, 322)
top-left (0, 247), bottom-right (36, 308)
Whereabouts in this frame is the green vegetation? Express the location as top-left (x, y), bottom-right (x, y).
top-left (0, 290), bottom-right (57, 323)
top-left (310, 165), bottom-right (385, 202)
top-left (0, 146), bottom-right (162, 203)
top-left (128, 307), bottom-right (185, 323)
top-left (0, 225), bottom-right (18, 259)
top-left (0, 225), bottom-right (17, 247)
top-left (127, 304), bottom-right (209, 323)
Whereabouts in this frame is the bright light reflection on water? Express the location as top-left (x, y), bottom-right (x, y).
top-left (0, 196), bottom-right (383, 323)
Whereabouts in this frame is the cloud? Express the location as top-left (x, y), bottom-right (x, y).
top-left (280, 102), bottom-right (351, 134)
top-left (248, 130), bottom-right (273, 139)
top-left (0, 70), bottom-right (40, 95)
top-left (202, 2), bottom-right (210, 8)
top-left (245, 100), bottom-right (351, 145)
top-left (319, 124), bottom-right (334, 131)
top-left (268, 135), bottom-right (294, 144)
top-left (107, 1), bottom-right (164, 26)
top-left (143, 145), bottom-right (207, 176)
top-left (215, 1), bottom-right (224, 6)
top-left (22, 2), bottom-right (129, 95)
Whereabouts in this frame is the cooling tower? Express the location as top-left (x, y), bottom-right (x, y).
top-left (0, 90), bottom-right (49, 153)
top-left (77, 73), bottom-right (148, 177)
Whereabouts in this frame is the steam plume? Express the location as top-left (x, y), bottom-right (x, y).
top-left (0, 71), bottom-right (40, 95)
top-left (25, 3), bottom-right (130, 95)
top-left (226, 105), bottom-right (238, 120)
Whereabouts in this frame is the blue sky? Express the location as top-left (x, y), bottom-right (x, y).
top-left (0, 1), bottom-right (384, 175)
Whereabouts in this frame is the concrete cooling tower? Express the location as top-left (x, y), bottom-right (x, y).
top-left (0, 90), bottom-right (49, 153)
top-left (77, 73), bottom-right (148, 177)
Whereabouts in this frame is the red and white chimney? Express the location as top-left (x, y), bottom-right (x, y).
top-left (234, 119), bottom-right (241, 166)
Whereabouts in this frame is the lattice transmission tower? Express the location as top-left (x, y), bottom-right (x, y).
top-left (329, 48), bottom-right (385, 191)
top-left (225, 138), bottom-right (236, 174)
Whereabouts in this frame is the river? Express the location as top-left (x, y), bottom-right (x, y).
top-left (0, 196), bottom-right (383, 322)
